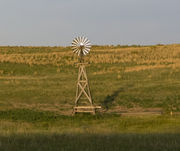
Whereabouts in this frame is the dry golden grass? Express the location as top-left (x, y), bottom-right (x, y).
top-left (0, 45), bottom-right (179, 70)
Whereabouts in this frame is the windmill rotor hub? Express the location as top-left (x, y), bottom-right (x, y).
top-left (80, 43), bottom-right (85, 49)
top-left (80, 42), bottom-right (84, 46)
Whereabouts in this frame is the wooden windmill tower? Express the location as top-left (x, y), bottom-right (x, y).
top-left (71, 36), bottom-right (101, 115)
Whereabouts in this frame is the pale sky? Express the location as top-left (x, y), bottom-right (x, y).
top-left (0, 0), bottom-right (179, 46)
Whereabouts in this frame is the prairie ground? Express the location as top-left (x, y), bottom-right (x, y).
top-left (0, 44), bottom-right (180, 150)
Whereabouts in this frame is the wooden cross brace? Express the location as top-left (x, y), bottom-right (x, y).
top-left (75, 64), bottom-right (93, 106)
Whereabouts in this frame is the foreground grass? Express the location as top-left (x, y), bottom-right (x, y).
top-left (0, 111), bottom-right (179, 151)
top-left (0, 109), bottom-right (179, 134)
top-left (0, 133), bottom-right (179, 151)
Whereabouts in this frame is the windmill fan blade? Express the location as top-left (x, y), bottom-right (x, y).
top-left (84, 40), bottom-right (90, 45)
top-left (72, 48), bottom-right (79, 51)
top-left (84, 48), bottom-right (90, 52)
top-left (83, 37), bottom-right (88, 43)
top-left (84, 44), bottom-right (91, 47)
top-left (82, 37), bottom-right (88, 44)
top-left (78, 50), bottom-right (81, 56)
top-left (72, 41), bottom-right (78, 45)
top-left (83, 49), bottom-right (89, 54)
top-left (82, 50), bottom-right (86, 56)
top-left (72, 44), bottom-right (77, 48)
top-left (80, 37), bottom-right (83, 43)
top-left (73, 38), bottom-right (79, 44)
top-left (77, 37), bottom-right (81, 43)
top-left (81, 37), bottom-right (85, 43)
top-left (72, 46), bottom-right (78, 51)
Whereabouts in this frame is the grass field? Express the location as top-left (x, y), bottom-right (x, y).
top-left (0, 44), bottom-right (180, 150)
top-left (0, 113), bottom-right (180, 151)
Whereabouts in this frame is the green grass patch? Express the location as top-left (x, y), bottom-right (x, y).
top-left (0, 133), bottom-right (180, 151)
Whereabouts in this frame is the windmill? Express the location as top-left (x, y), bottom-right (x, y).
top-left (71, 36), bottom-right (101, 115)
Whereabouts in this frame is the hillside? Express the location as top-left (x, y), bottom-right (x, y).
top-left (0, 44), bottom-right (180, 151)
top-left (0, 44), bottom-right (179, 114)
